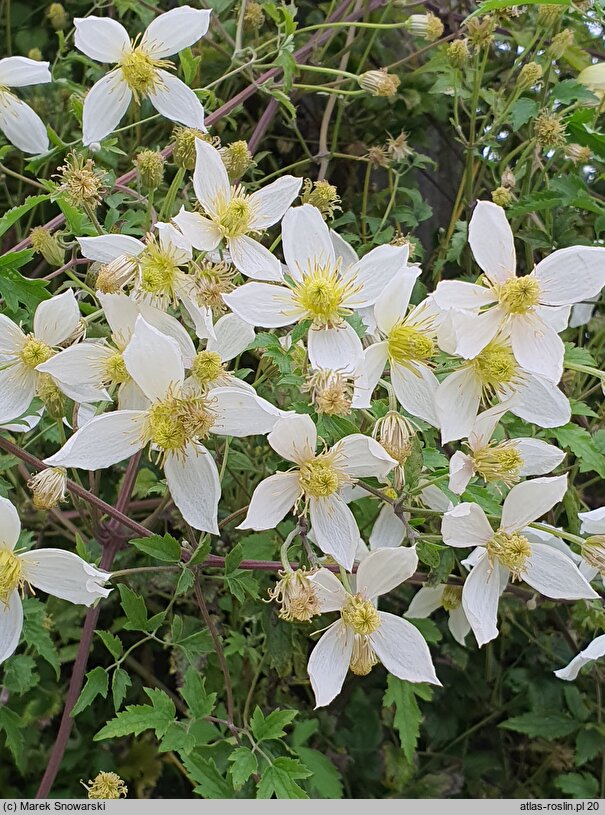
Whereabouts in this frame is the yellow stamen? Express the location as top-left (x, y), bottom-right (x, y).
top-left (20, 336), bottom-right (53, 369)
top-left (0, 549), bottom-right (24, 605)
top-left (387, 323), bottom-right (435, 365)
top-left (349, 635), bottom-right (379, 675)
top-left (103, 351), bottom-right (129, 386)
top-left (341, 594), bottom-right (381, 635)
top-left (441, 585), bottom-right (462, 611)
top-left (487, 530), bottom-right (531, 579)
top-left (143, 393), bottom-right (215, 460)
top-left (299, 454), bottom-right (342, 498)
top-left (215, 190), bottom-right (254, 239)
top-left (119, 46), bottom-right (170, 99)
top-left (497, 276), bottom-right (541, 315)
top-left (472, 341), bottom-right (517, 389)
top-left (291, 264), bottom-right (359, 327)
top-left (191, 350), bottom-right (223, 387)
top-left (473, 441), bottom-right (523, 486)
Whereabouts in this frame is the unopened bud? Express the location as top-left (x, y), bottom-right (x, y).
top-left (466, 15), bottom-right (495, 49)
top-left (243, 1), bottom-right (265, 33)
top-left (303, 369), bottom-right (353, 416)
top-left (268, 569), bottom-right (321, 622)
top-left (518, 61), bottom-right (543, 89)
top-left (36, 374), bottom-right (65, 419)
top-left (134, 149), bottom-right (165, 190)
top-left (300, 179), bottom-right (341, 219)
top-left (358, 69), bottom-right (400, 98)
top-left (491, 186), bottom-right (514, 207)
top-left (549, 29), bottom-right (574, 59)
top-left (406, 13), bottom-right (444, 42)
top-left (534, 110), bottom-right (566, 149)
top-left (565, 143), bottom-right (592, 164)
top-left (28, 48), bottom-right (43, 61)
top-left (538, 4), bottom-right (566, 26)
top-left (173, 127), bottom-right (218, 170)
top-left (47, 2), bottom-right (69, 30)
top-left (84, 772), bottom-right (128, 800)
top-left (28, 467), bottom-right (67, 510)
top-left (447, 39), bottom-right (471, 68)
top-left (373, 411), bottom-right (416, 467)
top-left (30, 227), bottom-right (65, 267)
top-left (582, 536), bottom-right (605, 575)
top-left (220, 140), bottom-right (254, 180)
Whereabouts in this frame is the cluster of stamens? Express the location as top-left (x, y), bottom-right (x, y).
top-left (215, 188), bottom-right (254, 239)
top-left (298, 453), bottom-right (344, 498)
top-left (472, 441), bottom-right (523, 486)
top-left (0, 549), bottom-right (25, 605)
top-left (291, 262), bottom-right (358, 327)
top-left (472, 341), bottom-right (517, 393)
top-left (138, 238), bottom-right (184, 305)
top-left (19, 336), bottom-right (54, 369)
top-left (143, 392), bottom-right (215, 459)
top-left (486, 529), bottom-right (531, 579)
top-left (119, 43), bottom-right (171, 99)
top-left (387, 323), bottom-right (435, 366)
top-left (496, 276), bottom-right (541, 315)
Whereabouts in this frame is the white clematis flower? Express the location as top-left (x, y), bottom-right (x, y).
top-left (37, 291), bottom-right (196, 410)
top-left (433, 201), bottom-right (605, 382)
top-left (441, 475), bottom-right (598, 646)
top-left (435, 331), bottom-right (571, 443)
top-left (0, 495), bottom-right (111, 664)
top-left (74, 7), bottom-right (211, 146)
top-left (405, 583), bottom-right (471, 646)
top-left (0, 57), bottom-right (51, 154)
top-left (448, 402), bottom-right (565, 494)
top-left (188, 312), bottom-right (255, 393)
top-left (306, 547), bottom-right (440, 707)
top-left (224, 204), bottom-right (409, 371)
top-left (0, 290), bottom-right (83, 424)
top-left (554, 635), bottom-right (605, 681)
top-left (238, 413), bottom-right (397, 569)
top-left (173, 138), bottom-right (302, 281)
top-left (44, 317), bottom-right (285, 534)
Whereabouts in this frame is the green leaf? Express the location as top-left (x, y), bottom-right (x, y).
top-left (471, 0), bottom-right (568, 15)
top-left (295, 747), bottom-right (343, 798)
top-left (183, 753), bottom-right (234, 798)
top-left (180, 667), bottom-right (217, 720)
top-left (564, 343), bottom-right (597, 368)
top-left (188, 536), bottom-right (211, 566)
top-left (575, 727), bottom-right (605, 766)
top-left (112, 668), bottom-right (132, 711)
top-left (549, 424), bottom-right (605, 478)
top-left (257, 757), bottom-right (311, 799)
top-left (499, 711), bottom-right (579, 740)
top-left (22, 598), bottom-right (60, 677)
top-left (0, 707), bottom-right (25, 772)
top-left (3, 654), bottom-right (38, 694)
top-left (72, 667), bottom-right (109, 717)
top-left (383, 676), bottom-right (423, 763)
top-left (251, 707), bottom-right (297, 743)
top-left (555, 772), bottom-right (599, 799)
top-left (94, 687), bottom-right (175, 741)
top-left (554, 79), bottom-right (599, 104)
top-left (508, 98), bottom-right (538, 130)
top-left (0, 251), bottom-right (50, 311)
top-left (118, 583), bottom-right (149, 631)
top-left (179, 47), bottom-right (201, 86)
top-left (96, 630), bottom-right (123, 660)
top-left (130, 533), bottom-right (182, 563)
top-left (229, 746), bottom-right (258, 788)
top-left (0, 194), bottom-right (49, 240)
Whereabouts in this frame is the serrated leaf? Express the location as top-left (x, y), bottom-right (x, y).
top-left (112, 668), bottom-right (132, 711)
top-left (257, 757), bottom-right (311, 799)
top-left (508, 98), bottom-right (538, 130)
top-left (3, 654), bottom-right (38, 694)
top-left (555, 771), bottom-right (599, 799)
top-left (499, 711), bottom-right (579, 740)
top-left (183, 753), bottom-right (234, 798)
top-left (22, 598), bottom-right (60, 677)
top-left (72, 667), bottom-right (109, 717)
top-left (0, 252), bottom-right (49, 311)
top-left (295, 747), bottom-right (343, 798)
top-left (229, 746), bottom-right (258, 788)
top-left (0, 707), bottom-right (25, 772)
top-left (575, 727), bottom-right (605, 766)
top-left (180, 666), bottom-right (217, 720)
top-left (94, 687), bottom-right (175, 741)
top-left (550, 424), bottom-right (605, 478)
top-left (383, 676), bottom-right (423, 763)
top-left (96, 630), bottom-right (123, 660)
top-left (130, 533), bottom-right (182, 562)
top-left (250, 706), bottom-right (297, 742)
top-left (0, 194), bottom-right (49, 239)
top-left (118, 583), bottom-right (149, 631)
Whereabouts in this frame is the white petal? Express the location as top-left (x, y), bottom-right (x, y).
top-left (179, 295), bottom-right (215, 342)
top-left (436, 368), bottom-right (482, 444)
top-left (391, 362), bottom-right (440, 427)
top-left (37, 343), bottom-right (112, 403)
top-left (123, 317), bottom-right (184, 402)
top-left (74, 16), bottom-right (130, 62)
top-left (0, 93), bottom-right (48, 154)
top-left (369, 504), bottom-right (406, 550)
top-left (307, 569), bottom-right (348, 613)
top-left (356, 546), bottom-right (418, 599)
top-left (207, 313), bottom-right (254, 362)
top-left (79, 234), bottom-right (144, 263)
top-left (268, 414), bottom-right (316, 463)
top-left (0, 57), bottom-right (51, 87)
top-left (454, 308), bottom-right (504, 360)
top-left (334, 434), bottom-right (396, 479)
top-left (462, 551), bottom-right (504, 647)
top-left (249, 176), bottom-right (302, 230)
top-left (554, 635), bottom-right (605, 681)
top-left (164, 443), bottom-right (220, 533)
top-left (0, 314), bottom-right (24, 355)
top-left (211, 388), bottom-right (282, 436)
top-left (238, 472), bottom-right (300, 530)
top-left (193, 138), bottom-right (230, 219)
top-left (156, 221), bottom-right (192, 262)
top-left (330, 230), bottom-right (358, 269)
top-left (448, 606), bottom-right (471, 646)
top-left (117, 379), bottom-right (148, 411)
top-left (0, 591), bottom-right (23, 664)
top-left (172, 208), bottom-right (221, 252)
top-left (345, 245), bottom-right (412, 309)
top-left (501, 474), bottom-right (567, 532)
top-left (21, 550), bottom-right (111, 605)
top-left (534, 246), bottom-right (605, 306)
top-left (222, 282), bottom-right (296, 329)
top-left (523, 543), bottom-right (598, 600)
top-left (82, 71), bottom-right (132, 147)
top-left (282, 205), bottom-right (335, 281)
top-left (510, 373), bottom-right (571, 428)
top-left (353, 341), bottom-right (387, 408)
top-left (307, 323), bottom-right (363, 373)
top-left (469, 402), bottom-right (509, 449)
top-left (137, 302), bottom-right (196, 361)
top-left (448, 451), bottom-right (475, 494)
top-left (516, 438), bottom-right (565, 476)
top-left (0, 495), bottom-right (21, 550)
top-left (0, 364), bottom-right (35, 425)
top-left (442, 502), bottom-right (493, 548)
top-left (510, 312), bottom-right (564, 382)
top-left (229, 235), bottom-right (283, 281)
top-left (433, 280), bottom-right (496, 311)
top-left (468, 201), bottom-right (516, 284)
top-left (579, 507), bottom-right (605, 535)
top-left (373, 267), bottom-right (420, 333)
top-left (309, 495), bottom-right (359, 570)
top-left (539, 304), bottom-right (571, 333)
top-left (569, 302), bottom-right (594, 329)
top-left (370, 612), bottom-right (440, 685)
top-left (44, 411), bottom-right (145, 470)
top-left (141, 7), bottom-right (211, 59)
top-left (405, 586), bottom-right (444, 619)
top-left (34, 290), bottom-right (80, 346)
top-left (308, 621), bottom-right (352, 708)
top-left (148, 71), bottom-right (205, 130)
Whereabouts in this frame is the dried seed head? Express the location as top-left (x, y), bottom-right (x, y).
top-left (134, 149), bottom-right (165, 190)
top-left (84, 772), bottom-right (128, 800)
top-left (406, 13), bottom-right (444, 42)
top-left (303, 368), bottom-right (353, 416)
top-left (30, 227), bottom-right (65, 267)
top-left (386, 131), bottom-right (413, 162)
top-left (358, 69), bottom-right (401, 98)
top-left (366, 145), bottom-right (390, 168)
top-left (565, 143), bottom-right (592, 164)
top-left (220, 140), bottom-right (254, 180)
top-left (192, 259), bottom-right (236, 313)
top-left (268, 569), bottom-right (321, 622)
top-left (300, 178), bottom-right (341, 219)
top-left (534, 110), bottom-right (567, 149)
top-left (56, 151), bottom-right (106, 209)
top-left (173, 127), bottom-right (219, 170)
top-left (46, 3), bottom-right (69, 30)
top-left (466, 15), bottom-right (495, 49)
top-left (491, 186), bottom-right (514, 207)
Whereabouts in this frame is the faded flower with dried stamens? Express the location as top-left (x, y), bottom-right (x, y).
top-left (406, 13), bottom-right (444, 42)
top-left (56, 152), bottom-right (107, 209)
top-left (300, 178), bottom-right (341, 219)
top-left (84, 772), bottom-right (128, 800)
top-left (303, 369), bottom-right (353, 416)
top-left (28, 467), bottom-right (67, 511)
top-left (268, 568), bottom-right (321, 622)
top-left (358, 70), bottom-right (400, 98)
top-left (30, 227), bottom-right (65, 267)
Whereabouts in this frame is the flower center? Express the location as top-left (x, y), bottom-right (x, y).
top-left (292, 264), bottom-right (357, 327)
top-left (217, 194), bottom-right (253, 239)
top-left (138, 242), bottom-right (181, 303)
top-left (441, 585), bottom-right (462, 611)
top-left (497, 276), bottom-right (541, 315)
top-left (387, 323), bottom-right (435, 365)
top-left (20, 336), bottom-right (54, 369)
top-left (298, 456), bottom-right (341, 498)
top-left (349, 635), bottom-right (379, 676)
top-left (144, 394), bottom-right (215, 456)
top-left (472, 341), bottom-right (517, 388)
top-left (473, 442), bottom-right (523, 486)
top-left (0, 549), bottom-right (24, 605)
top-left (103, 351), bottom-right (129, 386)
top-left (191, 350), bottom-right (223, 387)
top-left (487, 530), bottom-right (531, 579)
top-left (341, 594), bottom-right (381, 635)
top-left (119, 46), bottom-right (166, 98)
